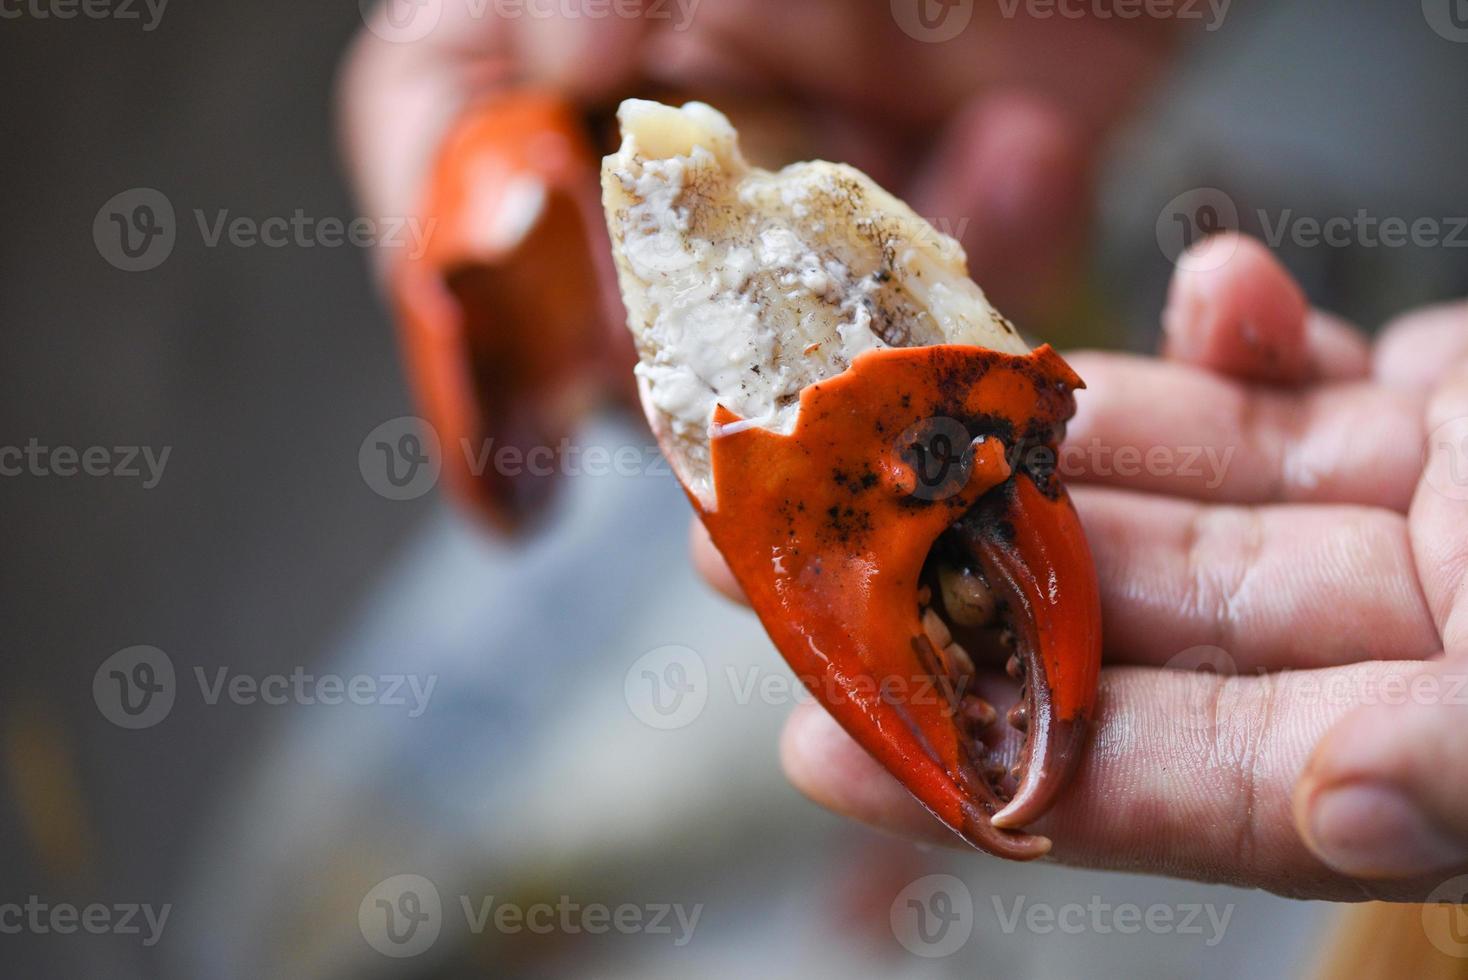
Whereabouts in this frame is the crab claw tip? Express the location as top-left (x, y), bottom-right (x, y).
top-left (962, 472), bottom-right (1101, 834)
top-left (990, 717), bottom-right (1087, 830)
top-left (962, 808), bottom-right (1054, 858)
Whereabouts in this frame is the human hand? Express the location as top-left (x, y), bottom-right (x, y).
top-left (339, 0), bottom-right (1180, 318)
top-left (693, 233), bottom-right (1468, 901)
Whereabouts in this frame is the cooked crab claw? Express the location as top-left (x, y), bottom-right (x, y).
top-left (602, 99), bottom-right (1101, 859)
top-left (956, 465), bottom-right (1101, 833)
top-left (391, 92), bottom-right (619, 530)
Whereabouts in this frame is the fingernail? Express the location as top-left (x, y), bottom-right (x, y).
top-left (1304, 781), bottom-right (1468, 878)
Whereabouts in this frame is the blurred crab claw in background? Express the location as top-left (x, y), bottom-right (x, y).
top-left (389, 92), bottom-right (631, 531)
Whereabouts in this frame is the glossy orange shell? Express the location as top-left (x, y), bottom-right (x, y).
top-left (698, 344), bottom-right (1100, 846)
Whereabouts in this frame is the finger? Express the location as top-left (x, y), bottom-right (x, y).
top-left (1062, 351), bottom-right (1425, 510)
top-left (1074, 486), bottom-right (1439, 670)
top-left (1296, 686), bottom-right (1468, 881)
top-left (781, 701), bottom-right (943, 845)
top-left (1305, 310), bottom-right (1374, 382)
top-left (1162, 235), bottom-right (1370, 383)
top-left (1411, 363), bottom-right (1468, 657)
top-left (691, 480), bottom-right (1445, 672)
top-left (1162, 234), bottom-right (1310, 383)
top-left (1374, 300), bottom-right (1468, 390)
top-left (690, 517), bottom-right (744, 604)
top-left (782, 661), bottom-right (1461, 900)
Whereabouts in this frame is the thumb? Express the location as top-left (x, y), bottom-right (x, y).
top-left (1294, 669), bottom-right (1468, 881)
top-left (1298, 361), bottom-right (1468, 880)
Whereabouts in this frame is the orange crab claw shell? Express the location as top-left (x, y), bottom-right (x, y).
top-left (961, 474), bottom-right (1101, 830)
top-left (390, 92), bottom-right (618, 531)
top-left (696, 343), bottom-right (1099, 858)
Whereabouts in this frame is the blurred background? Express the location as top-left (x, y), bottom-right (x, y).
top-left (2, 1), bottom-right (1467, 977)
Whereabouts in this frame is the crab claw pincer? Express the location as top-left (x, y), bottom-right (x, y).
top-left (391, 92), bottom-right (618, 530)
top-left (602, 99), bottom-right (1100, 859)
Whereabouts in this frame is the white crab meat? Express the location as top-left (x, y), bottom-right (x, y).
top-left (601, 98), bottom-right (1029, 505)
